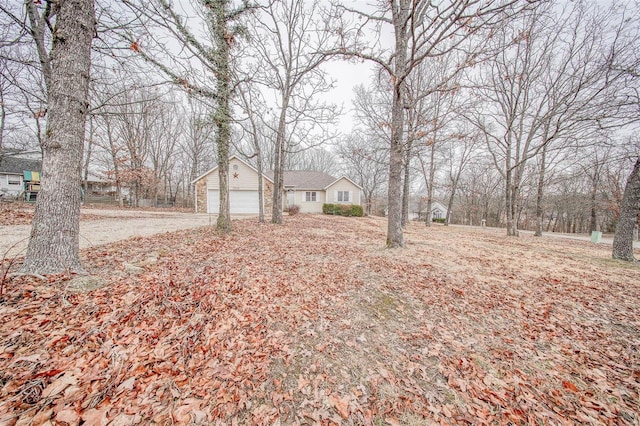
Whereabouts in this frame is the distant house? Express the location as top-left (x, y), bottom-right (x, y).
top-left (417, 201), bottom-right (449, 222)
top-left (0, 152), bottom-right (42, 199)
top-left (192, 155), bottom-right (363, 214)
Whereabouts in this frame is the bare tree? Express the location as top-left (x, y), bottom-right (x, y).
top-left (467, 2), bottom-right (618, 236)
top-left (443, 126), bottom-right (480, 226)
top-left (234, 82), bottom-right (269, 223)
top-left (337, 132), bottom-right (387, 215)
top-left (18, 0), bottom-right (95, 274)
top-left (118, 0), bottom-right (256, 232)
top-left (334, 0), bottom-right (534, 247)
top-left (249, 0), bottom-right (340, 224)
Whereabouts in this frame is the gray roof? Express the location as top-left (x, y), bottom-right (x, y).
top-left (0, 156), bottom-right (42, 175)
top-left (264, 170), bottom-right (337, 190)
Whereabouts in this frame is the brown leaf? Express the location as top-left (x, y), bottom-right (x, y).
top-left (562, 381), bottom-right (579, 392)
top-left (328, 393), bottom-right (350, 419)
top-left (41, 372), bottom-right (78, 398)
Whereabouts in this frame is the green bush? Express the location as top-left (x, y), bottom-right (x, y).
top-left (322, 203), bottom-right (364, 217)
top-left (432, 217), bottom-right (446, 224)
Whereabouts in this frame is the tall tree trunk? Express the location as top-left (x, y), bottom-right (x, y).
top-left (589, 184), bottom-right (599, 233)
top-left (534, 143), bottom-right (547, 236)
top-left (82, 115), bottom-right (94, 194)
top-left (272, 106), bottom-right (287, 224)
top-left (386, 0), bottom-right (409, 248)
top-left (445, 177), bottom-right (458, 226)
top-left (425, 141), bottom-right (436, 227)
top-left (212, 0), bottom-right (231, 232)
top-left (401, 145), bottom-right (411, 228)
top-left (612, 157), bottom-right (640, 261)
top-left (21, 0), bottom-right (95, 274)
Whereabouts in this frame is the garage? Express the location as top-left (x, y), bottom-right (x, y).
top-left (207, 190), bottom-right (260, 214)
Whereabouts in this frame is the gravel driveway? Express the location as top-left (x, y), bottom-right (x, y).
top-left (0, 209), bottom-right (222, 258)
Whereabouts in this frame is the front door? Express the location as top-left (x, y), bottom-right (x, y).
top-left (286, 190), bottom-right (295, 209)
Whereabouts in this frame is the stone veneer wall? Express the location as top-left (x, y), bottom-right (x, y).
top-left (263, 180), bottom-right (273, 212)
top-left (195, 179), bottom-right (207, 213)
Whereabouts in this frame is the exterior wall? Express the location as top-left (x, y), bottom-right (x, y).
top-left (195, 179), bottom-right (207, 213)
top-left (325, 178), bottom-right (362, 205)
top-left (290, 190), bottom-right (326, 213)
top-left (0, 173), bottom-right (23, 196)
top-left (205, 158), bottom-right (260, 191)
top-left (193, 157), bottom-right (273, 214)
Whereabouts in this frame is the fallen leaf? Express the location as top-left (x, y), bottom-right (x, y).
top-left (562, 381), bottom-right (579, 392)
top-left (41, 372), bottom-right (78, 398)
top-left (328, 393), bottom-right (350, 419)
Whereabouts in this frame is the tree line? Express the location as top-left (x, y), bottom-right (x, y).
top-left (0, 0), bottom-right (638, 274)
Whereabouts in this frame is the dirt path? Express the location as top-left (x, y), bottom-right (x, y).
top-left (0, 209), bottom-right (220, 258)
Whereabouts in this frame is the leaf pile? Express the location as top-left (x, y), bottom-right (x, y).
top-left (0, 215), bottom-right (638, 425)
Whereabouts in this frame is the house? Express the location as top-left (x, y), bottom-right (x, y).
top-left (265, 170), bottom-right (363, 214)
top-left (417, 201), bottom-right (449, 222)
top-left (192, 155), bottom-right (362, 214)
top-left (0, 153), bottom-right (42, 199)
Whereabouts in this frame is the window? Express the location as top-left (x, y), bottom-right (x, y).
top-left (7, 175), bottom-right (21, 186)
top-left (337, 191), bottom-right (350, 202)
top-left (305, 191), bottom-right (317, 202)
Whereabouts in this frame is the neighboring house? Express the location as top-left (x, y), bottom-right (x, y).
top-left (418, 201), bottom-right (448, 221)
top-left (83, 171), bottom-right (119, 196)
top-left (192, 155), bottom-right (362, 214)
top-left (0, 154), bottom-right (42, 198)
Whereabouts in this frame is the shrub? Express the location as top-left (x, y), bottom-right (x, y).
top-left (322, 203), bottom-right (364, 217)
top-left (432, 217), bottom-right (446, 224)
top-left (288, 204), bottom-right (300, 215)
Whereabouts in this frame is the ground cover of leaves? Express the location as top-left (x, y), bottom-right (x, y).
top-left (0, 215), bottom-right (638, 425)
top-left (0, 204), bottom-right (110, 226)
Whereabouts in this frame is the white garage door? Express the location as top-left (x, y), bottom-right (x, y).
top-left (207, 190), bottom-right (259, 214)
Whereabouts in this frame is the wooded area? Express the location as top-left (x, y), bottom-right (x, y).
top-left (1, 0), bottom-right (638, 268)
top-left (1, 0), bottom-right (639, 271)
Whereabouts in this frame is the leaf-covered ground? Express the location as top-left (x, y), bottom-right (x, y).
top-left (1, 215), bottom-right (638, 425)
top-left (0, 203), bottom-right (111, 226)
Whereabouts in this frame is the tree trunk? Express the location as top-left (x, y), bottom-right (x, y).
top-left (21, 0), bottom-right (95, 275)
top-left (256, 152), bottom-right (264, 224)
top-left (534, 143), bottom-right (547, 237)
top-left (425, 141), bottom-right (436, 227)
top-left (401, 145), bottom-right (411, 228)
top-left (589, 187), bottom-right (599, 233)
top-left (612, 157), bottom-right (640, 261)
top-left (385, 0), bottom-right (410, 248)
top-left (213, 0), bottom-right (231, 233)
top-left (82, 116), bottom-right (94, 194)
top-left (272, 106), bottom-right (287, 225)
top-left (445, 178), bottom-right (458, 226)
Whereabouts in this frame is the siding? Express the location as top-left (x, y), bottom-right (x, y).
top-left (205, 158), bottom-right (260, 191)
top-left (326, 178), bottom-right (361, 205)
top-left (0, 173), bottom-right (23, 196)
top-left (290, 190), bottom-right (326, 213)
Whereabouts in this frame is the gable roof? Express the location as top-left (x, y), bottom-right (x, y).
top-left (419, 201), bottom-right (448, 213)
top-left (0, 156), bottom-right (42, 175)
top-left (191, 155), bottom-right (274, 184)
top-left (264, 170), bottom-right (337, 190)
top-left (324, 176), bottom-right (363, 191)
